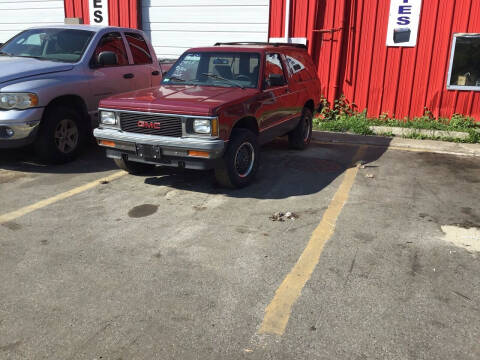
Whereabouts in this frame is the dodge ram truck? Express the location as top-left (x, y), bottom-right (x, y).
top-left (0, 25), bottom-right (161, 163)
top-left (94, 42), bottom-right (322, 188)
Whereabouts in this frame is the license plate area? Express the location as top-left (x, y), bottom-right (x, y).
top-left (136, 144), bottom-right (161, 161)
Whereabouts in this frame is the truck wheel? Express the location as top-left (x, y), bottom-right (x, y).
top-left (114, 157), bottom-right (156, 175)
top-left (34, 106), bottom-right (85, 164)
top-left (215, 128), bottom-right (259, 188)
top-left (288, 107), bottom-right (313, 150)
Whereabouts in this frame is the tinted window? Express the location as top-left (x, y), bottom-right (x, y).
top-left (125, 32), bottom-right (152, 65)
top-left (285, 53), bottom-right (312, 81)
top-left (0, 28), bottom-right (93, 63)
top-left (448, 35), bottom-right (480, 88)
top-left (163, 52), bottom-right (260, 88)
top-left (93, 32), bottom-right (128, 66)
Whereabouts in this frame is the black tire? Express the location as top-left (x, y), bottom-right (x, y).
top-left (34, 106), bottom-right (86, 164)
top-left (215, 128), bottom-right (259, 188)
top-left (288, 107), bottom-right (313, 150)
top-left (114, 157), bottom-right (156, 175)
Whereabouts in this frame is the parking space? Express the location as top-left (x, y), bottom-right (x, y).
top-left (1, 140), bottom-right (479, 359)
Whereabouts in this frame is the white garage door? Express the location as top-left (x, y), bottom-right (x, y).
top-left (0, 0), bottom-right (65, 43)
top-left (142, 0), bottom-right (270, 59)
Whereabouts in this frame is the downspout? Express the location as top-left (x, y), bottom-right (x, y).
top-left (284, 0), bottom-right (291, 41)
top-left (332, 0), bottom-right (349, 100)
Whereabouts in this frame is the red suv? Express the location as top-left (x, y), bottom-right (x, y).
top-left (94, 42), bottom-right (321, 188)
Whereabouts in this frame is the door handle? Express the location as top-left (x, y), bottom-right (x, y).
top-left (152, 70), bottom-right (160, 76)
top-left (123, 73), bottom-right (134, 79)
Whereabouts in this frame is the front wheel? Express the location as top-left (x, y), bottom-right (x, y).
top-left (288, 107), bottom-right (313, 150)
top-left (114, 157), bottom-right (156, 175)
top-left (215, 128), bottom-right (259, 188)
top-left (34, 106), bottom-right (86, 164)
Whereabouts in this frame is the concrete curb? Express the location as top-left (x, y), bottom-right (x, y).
top-left (312, 130), bottom-right (480, 158)
top-left (369, 126), bottom-right (471, 140)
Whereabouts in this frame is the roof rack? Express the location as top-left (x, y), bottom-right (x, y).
top-left (213, 42), bottom-right (307, 49)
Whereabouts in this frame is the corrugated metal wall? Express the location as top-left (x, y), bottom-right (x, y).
top-left (64, 0), bottom-right (138, 28)
top-left (270, 0), bottom-right (480, 121)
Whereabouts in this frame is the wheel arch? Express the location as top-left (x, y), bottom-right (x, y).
top-left (230, 116), bottom-right (259, 138)
top-left (43, 95), bottom-right (90, 131)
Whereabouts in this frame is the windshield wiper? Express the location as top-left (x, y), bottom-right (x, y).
top-left (201, 73), bottom-right (245, 89)
top-left (0, 51), bottom-right (12, 56)
top-left (165, 76), bottom-right (186, 83)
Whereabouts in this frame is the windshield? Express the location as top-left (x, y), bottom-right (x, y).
top-left (0, 28), bottom-right (94, 63)
top-left (163, 52), bottom-right (261, 88)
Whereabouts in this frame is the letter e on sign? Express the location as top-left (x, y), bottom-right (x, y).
top-left (89, 0), bottom-right (109, 26)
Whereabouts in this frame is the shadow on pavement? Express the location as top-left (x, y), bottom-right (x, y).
top-left (143, 137), bottom-right (391, 200)
top-left (0, 141), bottom-right (116, 175)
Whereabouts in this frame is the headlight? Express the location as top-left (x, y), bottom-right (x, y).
top-left (192, 118), bottom-right (218, 135)
top-left (0, 93), bottom-right (38, 110)
top-left (193, 119), bottom-right (211, 134)
top-left (100, 111), bottom-right (117, 125)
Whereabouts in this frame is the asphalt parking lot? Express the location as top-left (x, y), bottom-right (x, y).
top-left (1, 139), bottom-right (479, 360)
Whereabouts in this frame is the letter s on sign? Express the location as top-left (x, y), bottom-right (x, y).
top-left (94, 10), bottom-right (103, 23)
top-left (397, 16), bottom-right (410, 25)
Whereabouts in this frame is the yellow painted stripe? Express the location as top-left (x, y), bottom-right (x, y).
top-left (259, 146), bottom-right (366, 336)
top-left (0, 171), bottom-right (126, 224)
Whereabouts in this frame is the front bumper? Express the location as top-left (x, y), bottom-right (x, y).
top-left (94, 127), bottom-right (226, 170)
top-left (0, 107), bottom-right (44, 148)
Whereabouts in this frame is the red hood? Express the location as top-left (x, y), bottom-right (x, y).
top-left (99, 85), bottom-right (259, 116)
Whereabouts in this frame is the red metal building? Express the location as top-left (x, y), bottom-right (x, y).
top-left (62, 0), bottom-right (480, 121)
top-left (270, 0), bottom-right (480, 121)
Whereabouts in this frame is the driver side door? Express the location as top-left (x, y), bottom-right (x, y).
top-left (87, 32), bottom-right (134, 124)
top-left (257, 53), bottom-right (298, 143)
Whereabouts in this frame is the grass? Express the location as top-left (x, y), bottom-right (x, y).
top-left (313, 98), bottom-right (480, 143)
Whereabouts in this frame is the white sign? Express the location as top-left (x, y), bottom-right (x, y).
top-left (386, 0), bottom-right (422, 47)
top-left (89, 0), bottom-right (109, 26)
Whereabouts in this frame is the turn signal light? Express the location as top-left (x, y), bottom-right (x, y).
top-left (99, 140), bottom-right (116, 147)
top-left (188, 150), bottom-right (210, 158)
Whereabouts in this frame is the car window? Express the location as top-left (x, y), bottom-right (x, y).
top-left (163, 52), bottom-right (260, 88)
top-left (125, 32), bottom-right (152, 65)
top-left (265, 53), bottom-right (286, 87)
top-left (93, 32), bottom-right (128, 66)
top-left (285, 53), bottom-right (311, 81)
top-left (0, 28), bottom-right (93, 62)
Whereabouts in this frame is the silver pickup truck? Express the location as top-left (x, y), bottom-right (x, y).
top-left (0, 25), bottom-right (161, 163)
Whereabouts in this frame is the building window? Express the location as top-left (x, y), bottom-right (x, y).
top-left (447, 34), bottom-right (480, 91)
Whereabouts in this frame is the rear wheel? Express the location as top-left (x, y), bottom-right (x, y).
top-left (215, 128), bottom-right (259, 188)
top-left (34, 106), bottom-right (86, 164)
top-left (114, 157), bottom-right (157, 175)
top-left (288, 107), bottom-right (313, 150)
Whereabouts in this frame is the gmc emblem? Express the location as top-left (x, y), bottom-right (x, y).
top-left (138, 120), bottom-right (161, 129)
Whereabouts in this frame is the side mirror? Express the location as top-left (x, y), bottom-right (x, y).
top-left (266, 74), bottom-right (286, 88)
top-left (97, 51), bottom-right (118, 66)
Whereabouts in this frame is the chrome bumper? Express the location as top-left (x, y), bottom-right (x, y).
top-left (0, 107), bottom-right (44, 148)
top-left (93, 127), bottom-right (226, 158)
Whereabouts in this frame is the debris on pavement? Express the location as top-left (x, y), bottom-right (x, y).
top-left (365, 173), bottom-right (375, 179)
top-left (269, 212), bottom-right (299, 222)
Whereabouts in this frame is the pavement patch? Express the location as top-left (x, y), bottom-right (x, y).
top-left (128, 204), bottom-right (159, 218)
top-left (441, 225), bottom-right (480, 253)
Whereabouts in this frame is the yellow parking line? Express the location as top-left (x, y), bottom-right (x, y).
top-left (0, 171), bottom-right (126, 224)
top-left (258, 146), bottom-right (366, 336)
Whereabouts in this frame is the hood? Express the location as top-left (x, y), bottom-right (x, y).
top-left (99, 85), bottom-right (260, 116)
top-left (0, 56), bottom-right (74, 84)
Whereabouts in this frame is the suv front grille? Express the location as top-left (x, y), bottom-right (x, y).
top-left (119, 112), bottom-right (182, 137)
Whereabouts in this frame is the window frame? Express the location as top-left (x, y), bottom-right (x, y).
top-left (90, 31), bottom-right (129, 68)
top-left (447, 33), bottom-right (480, 91)
top-left (264, 52), bottom-right (288, 89)
top-left (125, 32), bottom-right (153, 65)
